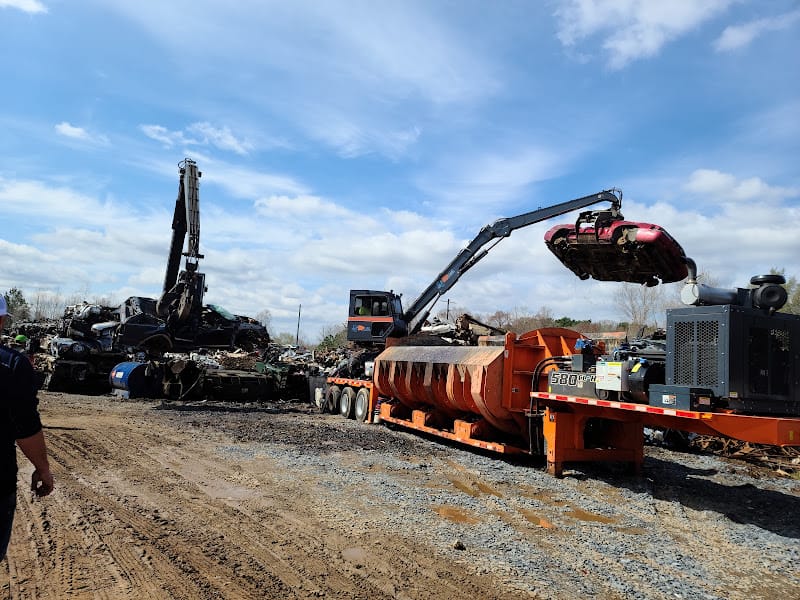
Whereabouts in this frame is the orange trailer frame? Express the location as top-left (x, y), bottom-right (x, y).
top-left (327, 327), bottom-right (800, 477)
top-left (532, 391), bottom-right (800, 476)
top-left (326, 376), bottom-right (379, 423)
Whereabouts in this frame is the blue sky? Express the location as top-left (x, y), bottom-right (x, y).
top-left (1, 0), bottom-right (798, 339)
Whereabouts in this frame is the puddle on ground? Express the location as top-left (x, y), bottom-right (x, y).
top-left (433, 505), bottom-right (481, 524)
top-left (517, 487), bottom-right (568, 507)
top-left (449, 476), bottom-right (504, 498)
top-left (616, 526), bottom-right (648, 535)
top-left (519, 509), bottom-right (557, 529)
top-left (564, 508), bottom-right (617, 524)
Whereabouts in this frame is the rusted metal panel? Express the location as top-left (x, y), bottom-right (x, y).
top-left (374, 344), bottom-right (517, 434)
top-left (374, 330), bottom-right (587, 438)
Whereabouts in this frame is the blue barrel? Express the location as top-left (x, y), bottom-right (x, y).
top-left (109, 362), bottom-right (155, 399)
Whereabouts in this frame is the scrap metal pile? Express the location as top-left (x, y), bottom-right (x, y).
top-left (23, 299), bottom-right (270, 395)
top-left (8, 308), bottom-right (346, 403)
top-left (688, 436), bottom-right (800, 476)
top-left (156, 343), bottom-right (344, 403)
top-left (5, 159), bottom-right (281, 399)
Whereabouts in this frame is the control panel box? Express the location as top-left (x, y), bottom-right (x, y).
top-left (648, 384), bottom-right (713, 411)
top-left (595, 361), bottom-right (628, 392)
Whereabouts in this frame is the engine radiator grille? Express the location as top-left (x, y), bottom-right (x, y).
top-left (672, 319), bottom-right (720, 387)
top-left (666, 304), bottom-right (800, 413)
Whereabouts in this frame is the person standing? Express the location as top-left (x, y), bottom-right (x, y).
top-left (0, 295), bottom-right (54, 561)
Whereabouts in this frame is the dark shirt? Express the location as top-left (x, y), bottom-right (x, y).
top-left (1, 345), bottom-right (42, 494)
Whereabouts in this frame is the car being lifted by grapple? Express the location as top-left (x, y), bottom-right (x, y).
top-left (543, 209), bottom-right (688, 286)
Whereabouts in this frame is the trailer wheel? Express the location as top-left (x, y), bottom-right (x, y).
top-left (354, 388), bottom-right (370, 423)
top-left (339, 387), bottom-right (356, 419)
top-left (325, 385), bottom-right (341, 414)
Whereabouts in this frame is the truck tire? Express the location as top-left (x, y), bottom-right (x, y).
top-left (325, 385), bottom-right (341, 414)
top-left (354, 388), bottom-right (370, 423)
top-left (339, 387), bottom-right (356, 419)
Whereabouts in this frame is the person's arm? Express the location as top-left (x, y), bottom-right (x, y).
top-left (16, 430), bottom-right (54, 497)
top-left (3, 347), bottom-right (54, 496)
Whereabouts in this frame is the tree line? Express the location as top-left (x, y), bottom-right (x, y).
top-left (5, 268), bottom-right (799, 347)
top-left (316, 269), bottom-right (800, 349)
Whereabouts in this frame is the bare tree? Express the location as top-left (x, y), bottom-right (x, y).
top-left (509, 305), bottom-right (554, 333)
top-left (579, 319), bottom-right (624, 334)
top-left (57, 283), bottom-right (97, 311)
top-left (433, 301), bottom-right (469, 322)
top-left (255, 309), bottom-right (273, 334)
top-left (91, 294), bottom-right (116, 307)
top-left (317, 322), bottom-right (348, 350)
top-left (30, 290), bottom-right (67, 320)
top-left (485, 310), bottom-right (513, 330)
top-left (273, 331), bottom-right (309, 347)
top-left (614, 283), bottom-right (666, 333)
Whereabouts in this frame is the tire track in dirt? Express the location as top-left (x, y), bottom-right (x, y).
top-left (41, 424), bottom-right (294, 600)
top-left (8, 477), bottom-right (137, 599)
top-left (4, 399), bottom-right (518, 600)
top-left (13, 435), bottom-right (200, 599)
top-left (127, 426), bottom-right (517, 599)
top-left (53, 422), bottom-right (375, 598)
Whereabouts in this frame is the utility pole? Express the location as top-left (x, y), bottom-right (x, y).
top-left (295, 304), bottom-right (301, 347)
top-left (446, 298), bottom-right (450, 320)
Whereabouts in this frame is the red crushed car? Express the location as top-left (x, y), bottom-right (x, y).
top-left (544, 212), bottom-right (688, 286)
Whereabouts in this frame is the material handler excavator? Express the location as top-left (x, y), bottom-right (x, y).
top-left (346, 188), bottom-right (688, 346)
top-left (323, 188), bottom-right (689, 420)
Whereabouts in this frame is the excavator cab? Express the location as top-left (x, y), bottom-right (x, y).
top-left (347, 290), bottom-right (407, 344)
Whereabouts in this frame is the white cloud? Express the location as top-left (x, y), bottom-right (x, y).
top-left (140, 122), bottom-right (252, 155)
top-left (303, 2), bottom-right (498, 106)
top-left (684, 168), bottom-right (799, 203)
top-left (0, 178), bottom-right (115, 225)
top-left (106, 1), bottom-right (498, 106)
top-left (555, 0), bottom-right (734, 69)
top-left (102, 1), bottom-right (495, 158)
top-left (204, 163), bottom-right (308, 199)
top-left (140, 124), bottom-right (180, 147)
top-left (187, 122), bottom-right (253, 155)
top-left (714, 10), bottom-right (800, 52)
top-left (302, 110), bottom-right (422, 159)
top-left (55, 122), bottom-right (89, 140)
top-left (54, 121), bottom-right (109, 146)
top-left (255, 195), bottom-right (352, 220)
top-left (0, 0), bottom-right (46, 13)
top-left (613, 171), bottom-right (800, 290)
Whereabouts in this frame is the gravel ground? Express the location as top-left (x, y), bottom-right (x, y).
top-left (2, 393), bottom-right (798, 599)
top-left (180, 398), bottom-right (800, 600)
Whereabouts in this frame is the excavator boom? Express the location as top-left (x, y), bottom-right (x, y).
top-left (347, 189), bottom-right (624, 344)
top-left (157, 159), bottom-right (205, 326)
top-left (402, 189), bottom-right (623, 334)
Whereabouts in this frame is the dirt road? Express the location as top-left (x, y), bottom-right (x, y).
top-left (2, 392), bottom-right (798, 599)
